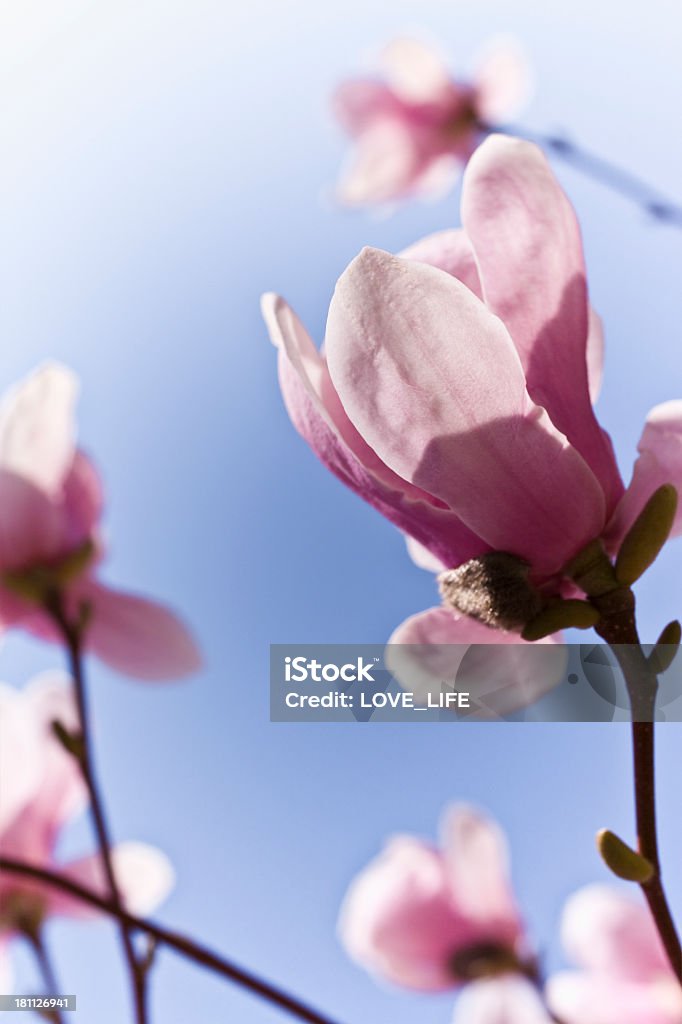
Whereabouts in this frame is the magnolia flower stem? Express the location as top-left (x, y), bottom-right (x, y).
top-left (488, 122), bottom-right (682, 227)
top-left (25, 931), bottom-right (64, 1024)
top-left (0, 858), bottom-right (344, 1024)
top-left (596, 617), bottom-right (682, 982)
top-left (45, 592), bottom-right (149, 1024)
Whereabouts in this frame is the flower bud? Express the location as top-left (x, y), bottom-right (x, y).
top-left (521, 599), bottom-right (600, 641)
top-left (438, 553), bottom-right (543, 632)
top-left (649, 620), bottom-right (681, 674)
top-left (596, 828), bottom-right (654, 883)
top-left (615, 484), bottom-right (678, 586)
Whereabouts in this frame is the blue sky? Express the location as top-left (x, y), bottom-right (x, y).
top-left (2, 1), bottom-right (682, 1021)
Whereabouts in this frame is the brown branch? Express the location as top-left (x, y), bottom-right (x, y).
top-left (0, 858), bottom-right (346, 1024)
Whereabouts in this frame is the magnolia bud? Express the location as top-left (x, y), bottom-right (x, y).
top-left (438, 553), bottom-right (543, 632)
top-left (616, 484), bottom-right (678, 586)
top-left (596, 828), bottom-right (654, 883)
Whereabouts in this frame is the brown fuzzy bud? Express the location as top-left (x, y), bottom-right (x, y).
top-left (438, 553), bottom-right (543, 632)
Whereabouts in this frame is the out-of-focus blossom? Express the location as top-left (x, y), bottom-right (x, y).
top-left (0, 363), bottom-right (201, 681)
top-left (333, 37), bottom-right (530, 206)
top-left (453, 976), bottom-right (555, 1023)
top-left (0, 676), bottom-right (175, 987)
top-left (264, 135), bottom-right (682, 705)
top-left (546, 885), bottom-right (682, 1024)
top-left (338, 805), bottom-right (530, 991)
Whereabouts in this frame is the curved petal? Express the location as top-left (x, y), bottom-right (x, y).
top-left (78, 581), bottom-right (202, 682)
top-left (387, 607), bottom-right (565, 717)
top-left (547, 970), bottom-right (682, 1024)
top-left (442, 807), bottom-right (521, 941)
top-left (0, 363), bottom-right (78, 497)
top-left (326, 247), bottom-right (606, 574)
top-left (380, 37), bottom-right (453, 104)
top-left (332, 80), bottom-right (401, 136)
top-left (400, 229), bottom-right (483, 297)
top-left (453, 977), bottom-right (554, 1024)
top-left (0, 684), bottom-right (43, 835)
top-left (0, 471), bottom-right (65, 571)
top-left (606, 401), bottom-right (682, 545)
top-left (404, 535), bottom-right (445, 573)
top-left (461, 136), bottom-right (623, 511)
top-left (473, 39), bottom-right (533, 123)
top-left (339, 835), bottom-right (468, 991)
top-left (336, 121), bottom-right (424, 206)
top-left (62, 451), bottom-right (104, 547)
top-left (560, 885), bottom-right (670, 981)
top-left (52, 842), bottom-right (175, 919)
top-left (263, 292), bottom-right (487, 569)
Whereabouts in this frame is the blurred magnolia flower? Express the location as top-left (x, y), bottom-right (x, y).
top-left (0, 676), bottom-right (175, 987)
top-left (546, 885), bottom-right (682, 1024)
top-left (0, 363), bottom-right (201, 680)
top-left (333, 36), bottom-right (530, 206)
top-left (264, 135), bottom-right (682, 706)
top-left (338, 805), bottom-right (530, 992)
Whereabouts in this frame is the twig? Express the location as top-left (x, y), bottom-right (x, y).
top-left (0, 858), bottom-right (346, 1024)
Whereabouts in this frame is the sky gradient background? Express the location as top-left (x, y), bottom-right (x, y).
top-left (2, 1), bottom-right (682, 1021)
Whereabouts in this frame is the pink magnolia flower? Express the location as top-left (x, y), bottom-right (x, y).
top-left (546, 885), bottom-right (682, 1024)
top-left (264, 134), bottom-right (682, 703)
top-left (0, 676), bottom-right (175, 988)
top-left (0, 363), bottom-right (201, 681)
top-left (338, 805), bottom-right (529, 991)
top-left (333, 37), bottom-right (530, 206)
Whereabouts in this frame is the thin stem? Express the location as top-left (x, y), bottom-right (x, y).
top-left (596, 607), bottom-right (682, 981)
top-left (44, 592), bottom-right (148, 1024)
top-left (25, 931), bottom-right (64, 1024)
top-left (485, 121), bottom-right (682, 228)
top-left (0, 859), bottom-right (346, 1024)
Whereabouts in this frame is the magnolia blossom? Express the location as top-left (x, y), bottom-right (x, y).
top-left (338, 805), bottom-right (529, 991)
top-left (333, 37), bottom-right (530, 205)
top-left (547, 885), bottom-right (682, 1024)
top-left (264, 134), bottom-right (682, 705)
top-left (0, 363), bottom-right (201, 680)
top-left (0, 676), bottom-right (175, 988)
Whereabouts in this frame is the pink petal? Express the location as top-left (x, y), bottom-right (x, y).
top-left (473, 39), bottom-right (533, 123)
top-left (453, 977), bottom-right (555, 1024)
top-left (560, 885), bottom-right (670, 981)
top-left (380, 37), bottom-right (453, 104)
top-left (0, 471), bottom-right (65, 571)
top-left (0, 676), bottom-right (86, 865)
top-left (263, 292), bottom-right (487, 569)
top-left (386, 607), bottom-right (566, 717)
top-left (326, 247), bottom-right (606, 574)
top-left (586, 308), bottom-right (605, 405)
top-left (0, 363), bottom-right (77, 497)
top-left (0, 684), bottom-right (43, 834)
top-left (338, 835), bottom-right (470, 990)
top-left (461, 136), bottom-right (623, 511)
top-left (547, 970), bottom-right (682, 1024)
top-left (400, 229), bottom-right (483, 297)
top-left (62, 451), bottom-right (104, 546)
top-left (607, 401), bottom-right (682, 545)
top-left (336, 120), bottom-right (424, 206)
top-left (332, 80), bottom-right (401, 137)
top-left (52, 842), bottom-right (175, 919)
top-left (442, 807), bottom-right (522, 941)
top-left (77, 581), bottom-right (202, 681)
top-left (404, 536), bottom-right (445, 573)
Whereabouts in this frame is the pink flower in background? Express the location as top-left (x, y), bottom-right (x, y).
top-left (333, 36), bottom-right (530, 206)
top-left (546, 885), bottom-right (682, 1024)
top-left (264, 135), bottom-right (682, 702)
top-left (0, 363), bottom-right (201, 680)
top-left (0, 676), bottom-right (175, 988)
top-left (338, 805), bottom-right (528, 991)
